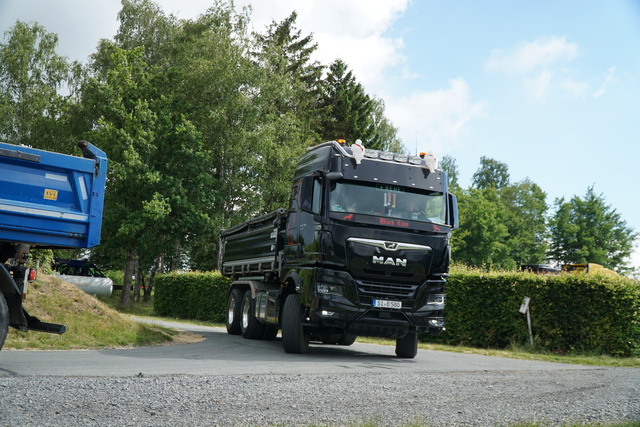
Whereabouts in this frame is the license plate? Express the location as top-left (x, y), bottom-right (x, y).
top-left (372, 299), bottom-right (402, 309)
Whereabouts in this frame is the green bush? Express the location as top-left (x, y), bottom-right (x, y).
top-left (154, 272), bottom-right (230, 322)
top-left (427, 268), bottom-right (640, 357)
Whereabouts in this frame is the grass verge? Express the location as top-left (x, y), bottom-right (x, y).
top-left (4, 275), bottom-right (176, 350)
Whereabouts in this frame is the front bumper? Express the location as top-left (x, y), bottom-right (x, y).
top-left (308, 268), bottom-right (446, 338)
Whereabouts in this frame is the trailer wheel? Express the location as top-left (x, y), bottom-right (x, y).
top-left (281, 294), bottom-right (309, 354)
top-left (0, 292), bottom-right (9, 351)
top-left (241, 290), bottom-right (265, 339)
top-left (395, 331), bottom-right (418, 358)
top-left (226, 288), bottom-right (244, 335)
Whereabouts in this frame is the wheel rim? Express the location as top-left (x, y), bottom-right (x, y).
top-left (227, 296), bottom-right (235, 325)
top-left (241, 298), bottom-right (250, 330)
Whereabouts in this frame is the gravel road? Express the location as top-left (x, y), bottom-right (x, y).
top-left (1, 367), bottom-right (639, 426)
top-left (1, 320), bottom-right (638, 426)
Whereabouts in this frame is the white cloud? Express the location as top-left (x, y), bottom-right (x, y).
top-left (386, 78), bottom-right (486, 154)
top-left (525, 70), bottom-right (554, 100)
top-left (486, 36), bottom-right (578, 74)
top-left (235, 0), bottom-right (409, 88)
top-left (486, 36), bottom-right (588, 101)
top-left (592, 66), bottom-right (617, 98)
top-left (561, 77), bottom-right (590, 98)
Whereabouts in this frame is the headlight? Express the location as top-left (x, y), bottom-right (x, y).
top-left (317, 283), bottom-right (344, 296)
top-left (426, 294), bottom-right (445, 310)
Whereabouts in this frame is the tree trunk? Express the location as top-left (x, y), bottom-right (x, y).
top-left (144, 254), bottom-right (162, 303)
top-left (119, 248), bottom-right (136, 308)
top-left (133, 259), bottom-right (141, 303)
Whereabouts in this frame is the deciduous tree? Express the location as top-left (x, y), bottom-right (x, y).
top-left (549, 186), bottom-right (637, 272)
top-left (0, 21), bottom-right (70, 149)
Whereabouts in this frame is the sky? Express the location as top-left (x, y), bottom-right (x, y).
top-left (1, 0), bottom-right (639, 268)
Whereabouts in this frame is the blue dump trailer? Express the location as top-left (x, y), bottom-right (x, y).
top-left (0, 141), bottom-right (108, 350)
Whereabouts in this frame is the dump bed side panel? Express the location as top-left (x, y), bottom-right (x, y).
top-left (220, 209), bottom-right (286, 277)
top-left (0, 142), bottom-right (107, 248)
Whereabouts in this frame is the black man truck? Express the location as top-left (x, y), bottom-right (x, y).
top-left (0, 141), bottom-right (107, 350)
top-left (219, 140), bottom-right (458, 358)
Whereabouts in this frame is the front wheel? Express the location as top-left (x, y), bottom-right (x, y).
top-left (281, 294), bottom-right (309, 354)
top-left (395, 331), bottom-right (418, 358)
top-left (0, 292), bottom-right (9, 351)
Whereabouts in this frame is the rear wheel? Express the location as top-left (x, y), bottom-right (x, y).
top-left (225, 288), bottom-right (244, 335)
top-left (240, 290), bottom-right (265, 339)
top-left (395, 331), bottom-right (418, 358)
top-left (0, 292), bottom-right (9, 351)
top-left (281, 294), bottom-right (309, 354)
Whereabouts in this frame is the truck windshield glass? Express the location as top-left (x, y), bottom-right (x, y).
top-left (329, 181), bottom-right (447, 225)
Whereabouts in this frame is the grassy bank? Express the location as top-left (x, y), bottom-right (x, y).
top-left (4, 275), bottom-right (175, 350)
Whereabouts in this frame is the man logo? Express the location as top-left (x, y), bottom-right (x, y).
top-left (373, 256), bottom-right (407, 267)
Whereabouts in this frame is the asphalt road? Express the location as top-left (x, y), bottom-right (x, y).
top-left (0, 319), bottom-right (597, 377)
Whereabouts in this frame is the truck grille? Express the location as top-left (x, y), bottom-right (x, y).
top-left (357, 280), bottom-right (418, 299)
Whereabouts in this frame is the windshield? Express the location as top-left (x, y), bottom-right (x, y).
top-left (329, 181), bottom-right (447, 225)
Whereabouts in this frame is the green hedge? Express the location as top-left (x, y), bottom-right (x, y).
top-left (428, 268), bottom-right (640, 357)
top-left (154, 272), bottom-right (230, 322)
top-left (154, 269), bottom-right (639, 357)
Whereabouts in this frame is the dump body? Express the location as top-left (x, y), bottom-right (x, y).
top-left (219, 140), bottom-right (458, 358)
top-left (0, 141), bottom-right (107, 248)
top-left (0, 141), bottom-right (108, 350)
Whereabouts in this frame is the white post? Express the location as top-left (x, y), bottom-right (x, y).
top-left (519, 296), bottom-right (533, 346)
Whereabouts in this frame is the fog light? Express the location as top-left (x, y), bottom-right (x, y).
top-left (428, 318), bottom-right (445, 328)
top-left (320, 310), bottom-right (335, 317)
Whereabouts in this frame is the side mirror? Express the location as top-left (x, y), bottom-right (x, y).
top-left (327, 155), bottom-right (343, 181)
top-left (448, 193), bottom-right (459, 230)
top-left (326, 171), bottom-right (343, 181)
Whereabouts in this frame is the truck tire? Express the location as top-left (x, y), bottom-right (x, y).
top-left (281, 294), bottom-right (309, 354)
top-left (338, 334), bottom-right (357, 346)
top-left (240, 290), bottom-right (265, 339)
top-left (0, 292), bottom-right (9, 351)
top-left (395, 331), bottom-right (418, 358)
top-left (226, 288), bottom-right (244, 335)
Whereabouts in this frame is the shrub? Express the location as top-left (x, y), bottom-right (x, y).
top-left (427, 268), bottom-right (640, 357)
top-left (154, 272), bottom-right (230, 322)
